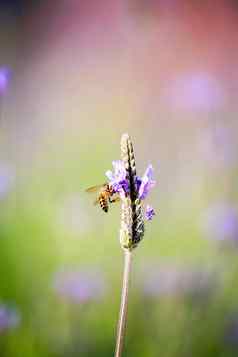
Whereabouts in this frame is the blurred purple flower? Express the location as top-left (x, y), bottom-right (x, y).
top-left (138, 164), bottom-right (156, 200)
top-left (0, 164), bottom-right (15, 199)
top-left (141, 263), bottom-right (215, 299)
top-left (54, 268), bottom-right (106, 304)
top-left (199, 125), bottom-right (237, 169)
top-left (224, 314), bottom-right (238, 348)
top-left (105, 160), bottom-right (129, 194)
top-left (0, 67), bottom-right (11, 95)
top-left (163, 72), bottom-right (224, 112)
top-left (202, 204), bottom-right (238, 244)
top-left (142, 265), bottom-right (182, 297)
top-left (145, 205), bottom-right (155, 221)
top-left (0, 305), bottom-right (20, 333)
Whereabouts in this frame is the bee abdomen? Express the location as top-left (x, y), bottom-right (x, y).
top-left (99, 197), bottom-right (108, 212)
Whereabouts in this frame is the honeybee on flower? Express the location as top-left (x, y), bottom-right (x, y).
top-left (105, 159), bottom-right (156, 222)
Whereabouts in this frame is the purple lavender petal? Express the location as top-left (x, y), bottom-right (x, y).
top-left (105, 160), bottom-right (129, 194)
top-left (135, 176), bottom-right (142, 191)
top-left (138, 164), bottom-right (156, 200)
top-left (145, 205), bottom-right (155, 221)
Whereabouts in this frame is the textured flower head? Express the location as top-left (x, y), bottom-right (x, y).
top-left (138, 164), bottom-right (156, 200)
top-left (105, 160), bottom-right (129, 195)
top-left (103, 134), bottom-right (156, 249)
top-left (145, 205), bottom-right (155, 221)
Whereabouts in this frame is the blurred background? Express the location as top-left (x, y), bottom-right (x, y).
top-left (1, 0), bottom-right (238, 356)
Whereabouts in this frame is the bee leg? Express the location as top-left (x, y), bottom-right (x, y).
top-left (109, 197), bottom-right (120, 203)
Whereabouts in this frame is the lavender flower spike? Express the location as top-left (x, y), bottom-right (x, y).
top-left (114, 134), bottom-right (156, 357)
top-left (120, 134), bottom-right (144, 250)
top-left (106, 160), bottom-right (129, 194)
top-left (138, 164), bottom-right (156, 200)
top-left (145, 205), bottom-right (155, 221)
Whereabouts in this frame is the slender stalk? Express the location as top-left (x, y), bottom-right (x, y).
top-left (114, 134), bottom-right (145, 356)
top-left (114, 250), bottom-right (132, 357)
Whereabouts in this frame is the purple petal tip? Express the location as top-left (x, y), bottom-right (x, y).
top-left (145, 205), bottom-right (155, 221)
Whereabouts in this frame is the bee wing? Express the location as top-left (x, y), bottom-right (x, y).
top-left (93, 197), bottom-right (100, 206)
top-left (85, 184), bottom-right (107, 193)
top-left (86, 183), bottom-right (108, 208)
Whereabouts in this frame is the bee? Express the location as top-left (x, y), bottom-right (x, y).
top-left (85, 183), bottom-right (120, 212)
